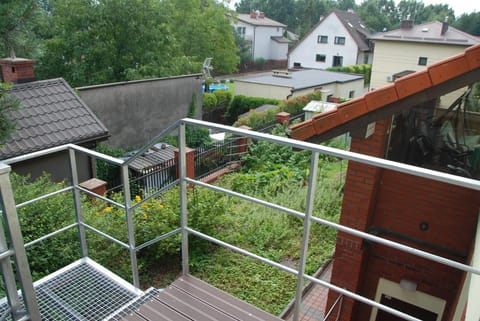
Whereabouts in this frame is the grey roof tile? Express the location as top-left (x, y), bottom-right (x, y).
top-left (1, 78), bottom-right (109, 159)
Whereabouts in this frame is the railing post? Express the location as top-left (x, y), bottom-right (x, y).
top-left (0, 163), bottom-right (41, 321)
top-left (69, 149), bottom-right (88, 257)
top-left (293, 151), bottom-right (319, 321)
top-left (121, 164), bottom-right (140, 288)
top-left (179, 122), bottom-right (189, 275)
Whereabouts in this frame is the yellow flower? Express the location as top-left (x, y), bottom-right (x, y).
top-left (135, 195), bottom-right (142, 202)
top-left (143, 213), bottom-right (148, 219)
top-left (104, 206), bottom-right (113, 213)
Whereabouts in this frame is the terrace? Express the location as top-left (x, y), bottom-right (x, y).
top-left (0, 119), bottom-right (479, 321)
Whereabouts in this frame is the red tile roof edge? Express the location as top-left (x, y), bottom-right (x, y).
top-left (290, 44), bottom-right (480, 141)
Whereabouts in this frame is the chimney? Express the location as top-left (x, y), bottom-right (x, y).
top-left (258, 11), bottom-right (265, 18)
top-left (441, 17), bottom-right (449, 36)
top-left (400, 20), bottom-right (413, 29)
top-left (250, 11), bottom-right (256, 18)
top-left (0, 58), bottom-right (35, 83)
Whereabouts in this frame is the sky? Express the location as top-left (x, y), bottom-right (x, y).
top-left (229, 1), bottom-right (478, 16)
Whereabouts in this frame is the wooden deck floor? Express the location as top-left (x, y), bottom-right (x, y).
top-left (120, 274), bottom-right (283, 321)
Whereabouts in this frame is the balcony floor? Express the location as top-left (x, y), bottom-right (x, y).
top-left (0, 258), bottom-right (143, 321)
top-left (118, 274), bottom-right (283, 321)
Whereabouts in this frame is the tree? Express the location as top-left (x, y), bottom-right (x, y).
top-left (0, 82), bottom-right (20, 145)
top-left (0, 0), bottom-right (40, 58)
top-left (36, 0), bottom-right (181, 87)
top-left (163, 0), bottom-right (239, 75)
top-left (358, 0), bottom-right (392, 32)
top-left (453, 12), bottom-right (480, 36)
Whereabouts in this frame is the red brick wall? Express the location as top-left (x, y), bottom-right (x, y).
top-left (0, 58), bottom-right (35, 83)
top-left (325, 118), bottom-right (480, 321)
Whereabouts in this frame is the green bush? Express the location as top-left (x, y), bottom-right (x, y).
top-left (327, 63), bottom-right (371, 86)
top-left (213, 90), bottom-right (232, 108)
top-left (225, 95), bottom-right (279, 124)
top-left (202, 93), bottom-right (218, 113)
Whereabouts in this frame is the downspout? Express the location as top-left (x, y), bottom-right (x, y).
top-left (252, 26), bottom-right (256, 61)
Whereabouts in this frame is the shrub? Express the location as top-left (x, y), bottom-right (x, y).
top-left (225, 95), bottom-right (279, 124)
top-left (202, 93), bottom-right (218, 113)
top-left (327, 63), bottom-right (371, 86)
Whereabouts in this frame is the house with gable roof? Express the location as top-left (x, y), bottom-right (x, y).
top-left (290, 44), bottom-right (480, 321)
top-left (370, 19), bottom-right (480, 90)
top-left (0, 58), bottom-right (109, 182)
top-left (231, 11), bottom-right (290, 65)
top-left (288, 9), bottom-right (372, 69)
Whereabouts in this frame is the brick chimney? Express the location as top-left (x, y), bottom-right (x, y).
top-left (441, 17), bottom-right (449, 36)
top-left (400, 19), bottom-right (413, 29)
top-left (0, 58), bottom-right (35, 83)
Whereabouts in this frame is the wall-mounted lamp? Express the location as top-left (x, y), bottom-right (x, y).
top-left (400, 279), bottom-right (417, 291)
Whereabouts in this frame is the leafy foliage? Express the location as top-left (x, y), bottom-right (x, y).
top-left (225, 95), bottom-right (279, 124)
top-left (327, 64), bottom-right (371, 86)
top-left (0, 82), bottom-right (20, 145)
top-left (202, 93), bottom-right (218, 113)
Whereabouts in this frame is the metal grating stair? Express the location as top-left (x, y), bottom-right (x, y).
top-left (0, 258), bottom-right (144, 321)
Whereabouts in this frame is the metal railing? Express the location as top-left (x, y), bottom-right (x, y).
top-left (0, 118), bottom-right (479, 321)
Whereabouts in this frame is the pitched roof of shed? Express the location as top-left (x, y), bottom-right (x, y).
top-left (0, 78), bottom-right (109, 159)
top-left (236, 69), bottom-right (364, 91)
top-left (371, 21), bottom-right (480, 46)
top-left (290, 44), bottom-right (480, 141)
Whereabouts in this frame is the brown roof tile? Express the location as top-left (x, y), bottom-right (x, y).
top-left (427, 53), bottom-right (470, 85)
top-left (337, 97), bottom-right (368, 121)
top-left (364, 84), bottom-right (399, 111)
top-left (394, 70), bottom-right (432, 99)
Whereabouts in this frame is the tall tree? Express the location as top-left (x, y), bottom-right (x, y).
top-left (454, 12), bottom-right (480, 36)
top-left (358, 0), bottom-right (392, 32)
top-left (0, 0), bottom-right (40, 58)
top-left (0, 82), bottom-right (20, 145)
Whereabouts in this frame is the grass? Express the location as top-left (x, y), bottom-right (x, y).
top-left (188, 159), bottom-right (345, 315)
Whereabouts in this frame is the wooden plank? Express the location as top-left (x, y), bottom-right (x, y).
top-left (172, 275), bottom-right (282, 321)
top-left (120, 312), bottom-right (148, 321)
top-left (154, 287), bottom-right (235, 321)
top-left (123, 298), bottom-right (191, 321)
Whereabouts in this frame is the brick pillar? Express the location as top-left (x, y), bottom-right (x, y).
top-left (174, 147), bottom-right (195, 179)
top-left (79, 178), bottom-right (107, 196)
top-left (236, 125), bottom-right (251, 154)
top-left (325, 119), bottom-right (391, 321)
top-left (276, 111), bottom-right (290, 125)
top-left (0, 58), bottom-right (35, 83)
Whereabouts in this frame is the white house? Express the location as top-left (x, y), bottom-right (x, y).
top-left (232, 11), bottom-right (290, 63)
top-left (288, 9), bottom-right (372, 69)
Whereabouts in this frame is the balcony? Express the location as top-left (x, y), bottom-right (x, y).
top-left (0, 119), bottom-right (479, 321)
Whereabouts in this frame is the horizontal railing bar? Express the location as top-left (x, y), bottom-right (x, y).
top-left (81, 223), bottom-right (130, 250)
top-left (24, 223), bottom-right (78, 249)
top-left (184, 178), bottom-right (305, 219)
top-left (2, 144), bottom-right (125, 166)
top-left (0, 249), bottom-right (14, 261)
top-left (15, 186), bottom-right (73, 209)
top-left (76, 185), bottom-right (126, 209)
top-left (186, 227), bottom-right (421, 321)
top-left (182, 118), bottom-right (480, 191)
top-left (136, 228), bottom-right (181, 251)
top-left (186, 177), bottom-right (480, 276)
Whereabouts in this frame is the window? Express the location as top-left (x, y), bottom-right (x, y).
top-left (333, 55), bottom-right (343, 67)
top-left (334, 36), bottom-right (346, 45)
top-left (315, 54), bottom-right (326, 62)
top-left (349, 90), bottom-right (355, 98)
top-left (237, 27), bottom-right (246, 36)
top-left (318, 35), bottom-right (328, 43)
top-left (293, 62), bottom-right (301, 68)
top-left (418, 56), bottom-right (428, 66)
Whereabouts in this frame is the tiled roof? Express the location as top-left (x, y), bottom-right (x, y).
top-left (371, 21), bottom-right (480, 46)
top-left (271, 36), bottom-right (291, 44)
top-left (290, 44), bottom-right (480, 141)
top-left (236, 13), bottom-right (286, 28)
top-left (1, 78), bottom-right (109, 159)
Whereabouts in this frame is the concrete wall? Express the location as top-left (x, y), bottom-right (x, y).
top-left (78, 74), bottom-right (203, 149)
